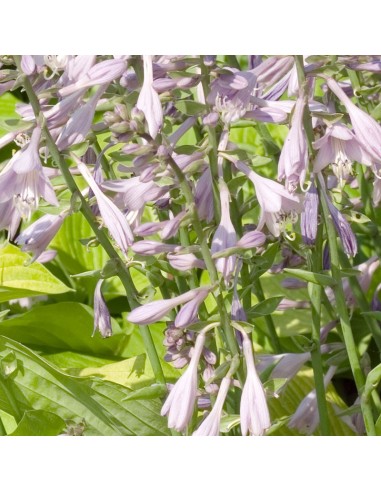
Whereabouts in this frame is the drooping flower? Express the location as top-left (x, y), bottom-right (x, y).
top-left (193, 377), bottom-right (231, 436)
top-left (313, 122), bottom-right (373, 186)
top-left (207, 69), bottom-right (257, 124)
top-left (232, 159), bottom-right (303, 238)
top-left (289, 366), bottom-right (336, 435)
top-left (131, 240), bottom-right (181, 255)
top-left (92, 279), bottom-right (112, 338)
top-left (236, 230), bottom-right (266, 249)
top-left (167, 253), bottom-right (206, 271)
top-left (127, 288), bottom-right (208, 325)
top-left (161, 331), bottom-right (206, 432)
top-left (300, 181), bottom-right (319, 245)
top-left (211, 180), bottom-right (237, 284)
top-left (15, 211), bottom-right (67, 262)
top-left (58, 58), bottom-right (127, 97)
top-left (0, 126), bottom-right (58, 220)
top-left (278, 96), bottom-right (309, 192)
top-left (136, 55), bottom-right (163, 138)
top-left (175, 287), bottom-right (210, 328)
top-left (326, 76), bottom-right (381, 165)
top-left (76, 159), bottom-right (134, 255)
top-left (240, 333), bottom-right (271, 436)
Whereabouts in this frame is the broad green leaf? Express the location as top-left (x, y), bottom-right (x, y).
top-left (0, 244), bottom-right (71, 301)
top-left (283, 268), bottom-right (336, 287)
top-left (247, 296), bottom-right (284, 319)
top-left (10, 410), bottom-right (66, 436)
top-left (78, 354), bottom-right (180, 389)
top-left (268, 368), bottom-right (354, 436)
top-left (0, 302), bottom-right (123, 357)
top-left (0, 336), bottom-right (170, 436)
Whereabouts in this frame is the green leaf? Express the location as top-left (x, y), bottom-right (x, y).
top-left (361, 311), bottom-right (381, 321)
top-left (122, 383), bottom-right (167, 401)
top-left (0, 244), bottom-right (71, 301)
top-left (10, 410), bottom-right (66, 436)
top-left (220, 414), bottom-right (240, 433)
top-left (283, 268), bottom-right (336, 287)
top-left (0, 336), bottom-right (170, 435)
top-left (174, 100), bottom-right (207, 116)
top-left (247, 296), bottom-right (284, 319)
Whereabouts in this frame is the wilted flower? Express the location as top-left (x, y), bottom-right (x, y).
top-left (161, 331), bottom-right (206, 432)
top-left (278, 96), bottom-right (309, 192)
top-left (93, 279), bottom-right (112, 338)
top-left (240, 334), bottom-right (271, 436)
top-left (289, 366), bottom-right (336, 435)
top-left (77, 160), bottom-right (134, 255)
top-left (136, 55), bottom-right (163, 138)
top-left (16, 211), bottom-right (67, 262)
top-left (193, 377), bottom-right (231, 436)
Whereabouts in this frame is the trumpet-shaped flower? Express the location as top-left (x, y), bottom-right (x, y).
top-left (300, 182), bottom-right (319, 245)
top-left (211, 180), bottom-right (237, 284)
top-left (0, 126), bottom-right (58, 220)
top-left (278, 96), bottom-right (309, 192)
top-left (77, 160), bottom-right (134, 254)
top-left (175, 288), bottom-right (210, 328)
top-left (313, 122), bottom-right (373, 185)
top-left (193, 377), bottom-right (231, 436)
top-left (127, 288), bottom-right (207, 325)
top-left (234, 160), bottom-right (303, 237)
top-left (161, 332), bottom-right (206, 432)
top-left (136, 55), bottom-right (163, 138)
top-left (240, 334), bottom-right (271, 436)
top-left (92, 279), bottom-right (112, 338)
top-left (16, 211), bottom-right (67, 262)
top-left (326, 77), bottom-right (381, 165)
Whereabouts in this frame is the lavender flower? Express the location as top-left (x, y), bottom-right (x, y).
top-left (15, 211), bottom-right (67, 262)
top-left (193, 377), bottom-right (231, 436)
top-left (167, 253), bottom-right (206, 271)
top-left (313, 123), bottom-right (373, 186)
top-left (236, 230), bottom-right (266, 249)
top-left (289, 366), bottom-right (336, 435)
top-left (233, 160), bottom-right (303, 237)
top-left (0, 126), bottom-right (58, 219)
top-left (240, 334), bottom-right (271, 436)
top-left (58, 58), bottom-right (127, 97)
top-left (127, 288), bottom-right (207, 325)
top-left (278, 96), bottom-right (309, 192)
top-left (211, 180), bottom-right (237, 284)
top-left (175, 288), bottom-right (210, 328)
top-left (136, 55), bottom-right (163, 138)
top-left (207, 69), bottom-right (257, 124)
top-left (326, 77), bottom-right (381, 165)
top-left (300, 182), bottom-right (319, 245)
top-left (132, 240), bottom-right (181, 255)
top-left (92, 279), bottom-right (112, 338)
top-left (195, 168), bottom-right (214, 223)
top-left (161, 331), bottom-right (206, 432)
top-left (77, 160), bottom-right (134, 254)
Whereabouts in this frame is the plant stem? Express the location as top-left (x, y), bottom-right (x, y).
top-left (318, 174), bottom-right (376, 435)
top-left (294, 55), bottom-right (331, 434)
top-left (14, 57), bottom-right (165, 386)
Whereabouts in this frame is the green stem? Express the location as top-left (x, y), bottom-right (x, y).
top-left (0, 415), bottom-right (6, 435)
top-left (14, 57), bottom-right (165, 386)
top-left (318, 175), bottom-right (376, 435)
top-left (294, 55), bottom-right (331, 434)
top-left (307, 223), bottom-right (331, 435)
top-left (252, 278), bottom-right (282, 353)
top-left (165, 154), bottom-right (239, 360)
